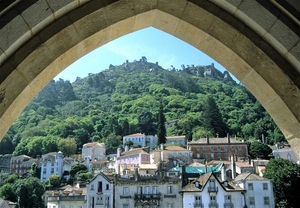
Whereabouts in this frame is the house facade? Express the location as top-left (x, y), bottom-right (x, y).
top-left (187, 135), bottom-right (248, 162)
top-left (166, 135), bottom-right (186, 147)
top-left (86, 172), bottom-right (114, 208)
top-left (44, 185), bottom-right (87, 208)
top-left (181, 172), bottom-right (245, 208)
top-left (123, 133), bottom-right (157, 148)
top-left (40, 151), bottom-right (64, 182)
top-left (82, 142), bottom-right (106, 161)
top-left (116, 147), bottom-right (150, 175)
top-left (10, 155), bottom-right (34, 175)
top-left (150, 145), bottom-right (193, 166)
top-left (232, 172), bottom-right (275, 208)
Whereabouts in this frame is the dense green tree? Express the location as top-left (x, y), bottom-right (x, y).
top-left (137, 111), bottom-right (156, 135)
top-left (14, 177), bottom-right (45, 208)
top-left (58, 138), bottom-right (77, 156)
top-left (29, 162), bottom-right (41, 179)
top-left (157, 100), bottom-right (166, 145)
top-left (104, 133), bottom-right (122, 154)
top-left (201, 96), bottom-right (228, 137)
top-left (264, 158), bottom-right (300, 208)
top-left (49, 174), bottom-right (60, 187)
top-left (70, 163), bottom-right (88, 178)
top-left (0, 183), bottom-right (17, 202)
top-left (248, 141), bottom-right (272, 159)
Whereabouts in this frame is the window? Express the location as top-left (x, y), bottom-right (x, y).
top-left (197, 153), bottom-right (200, 158)
top-left (152, 186), bottom-right (158, 194)
top-left (145, 186), bottom-right (150, 194)
top-left (91, 184), bottom-right (94, 190)
top-left (203, 146), bottom-right (206, 151)
top-left (203, 153), bottom-right (207, 158)
top-left (195, 196), bottom-right (202, 206)
top-left (224, 195), bottom-right (231, 203)
top-left (248, 183), bottom-right (253, 190)
top-left (218, 146), bottom-right (220, 150)
top-left (196, 147), bottom-right (200, 151)
top-left (69, 206), bottom-right (74, 208)
top-left (217, 153), bottom-right (221, 158)
top-left (105, 196), bottom-right (109, 206)
top-left (264, 197), bottom-right (270, 205)
top-left (98, 182), bottom-right (102, 193)
top-left (211, 153), bottom-right (214, 159)
top-left (238, 145), bottom-right (242, 149)
top-left (210, 146), bottom-right (214, 150)
top-left (96, 196), bottom-right (103, 205)
top-left (167, 186), bottom-right (173, 194)
top-left (224, 146), bottom-right (227, 150)
top-left (123, 187), bottom-right (129, 195)
top-left (263, 183), bottom-right (268, 190)
top-left (106, 184), bottom-right (109, 190)
top-left (249, 197), bottom-right (255, 205)
top-left (231, 145), bottom-right (235, 149)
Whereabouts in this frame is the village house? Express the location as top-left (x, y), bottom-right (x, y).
top-left (115, 147), bottom-right (150, 175)
top-left (10, 154), bottom-right (38, 175)
top-left (86, 172), bottom-right (114, 208)
top-left (150, 145), bottom-right (193, 167)
top-left (181, 172), bottom-right (245, 208)
top-left (123, 133), bottom-right (157, 148)
top-left (187, 135), bottom-right (248, 163)
top-left (44, 185), bottom-right (87, 208)
top-left (82, 142), bottom-right (106, 161)
top-left (232, 172), bottom-right (275, 208)
top-left (165, 135), bottom-right (187, 147)
top-left (40, 151), bottom-right (76, 182)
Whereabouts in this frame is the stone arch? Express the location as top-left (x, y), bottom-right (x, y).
top-left (0, 1), bottom-right (299, 157)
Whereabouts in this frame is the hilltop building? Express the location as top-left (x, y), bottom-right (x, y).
top-left (82, 142), bottom-right (106, 161)
top-left (165, 135), bottom-right (187, 147)
top-left (123, 133), bottom-right (157, 148)
top-left (187, 135), bottom-right (248, 163)
top-left (10, 155), bottom-right (39, 175)
top-left (115, 147), bottom-right (150, 175)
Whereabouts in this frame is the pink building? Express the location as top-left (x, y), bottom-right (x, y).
top-left (115, 147), bottom-right (150, 175)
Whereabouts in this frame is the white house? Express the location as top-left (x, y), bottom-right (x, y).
top-left (232, 172), bottom-right (275, 208)
top-left (181, 172), bottom-right (245, 208)
top-left (123, 133), bottom-right (157, 148)
top-left (86, 172), bottom-right (114, 208)
top-left (82, 142), bottom-right (106, 161)
top-left (40, 152), bottom-right (64, 182)
top-left (150, 145), bottom-right (193, 165)
top-left (272, 147), bottom-right (299, 163)
top-left (166, 135), bottom-right (186, 146)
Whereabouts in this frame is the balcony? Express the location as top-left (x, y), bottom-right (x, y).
top-left (208, 186), bottom-right (218, 194)
top-left (224, 202), bottom-right (234, 208)
top-left (194, 202), bottom-right (204, 208)
top-left (120, 194), bottom-right (131, 199)
top-left (208, 202), bottom-right (219, 208)
top-left (134, 193), bottom-right (161, 201)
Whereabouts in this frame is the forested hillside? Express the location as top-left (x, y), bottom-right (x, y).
top-left (0, 57), bottom-right (285, 157)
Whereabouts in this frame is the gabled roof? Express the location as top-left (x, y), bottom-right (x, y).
top-left (89, 172), bottom-right (114, 184)
top-left (232, 172), bottom-right (270, 182)
top-left (83, 142), bottom-right (105, 147)
top-left (181, 172), bottom-right (244, 192)
top-left (124, 133), bottom-right (144, 137)
top-left (11, 154), bottom-right (32, 160)
top-left (120, 148), bottom-right (149, 156)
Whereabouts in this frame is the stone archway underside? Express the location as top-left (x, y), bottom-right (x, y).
top-left (0, 0), bottom-right (299, 157)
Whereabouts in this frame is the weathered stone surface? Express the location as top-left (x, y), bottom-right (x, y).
top-left (0, 0), bottom-right (299, 159)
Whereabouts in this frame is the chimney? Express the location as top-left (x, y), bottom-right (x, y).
top-left (227, 133), bottom-right (230, 144)
top-left (125, 146), bottom-right (129, 152)
top-left (231, 154), bottom-right (236, 179)
top-left (195, 180), bottom-right (200, 188)
top-left (160, 143), bottom-right (164, 150)
top-left (117, 148), bottom-right (121, 157)
top-left (134, 165), bottom-right (139, 181)
top-left (221, 164), bottom-right (226, 181)
top-left (206, 135), bottom-right (209, 144)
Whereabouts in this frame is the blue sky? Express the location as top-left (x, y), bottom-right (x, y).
top-left (55, 27), bottom-right (233, 82)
